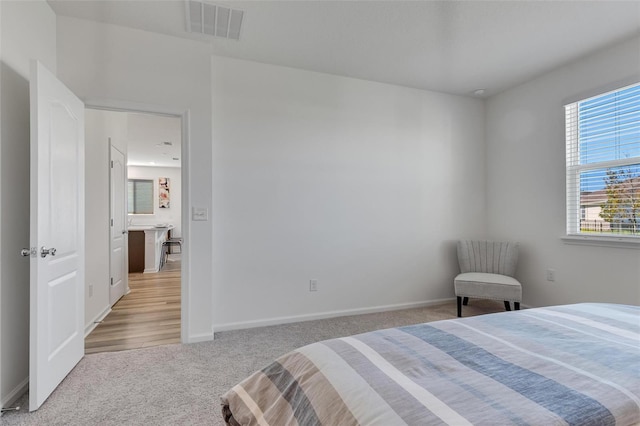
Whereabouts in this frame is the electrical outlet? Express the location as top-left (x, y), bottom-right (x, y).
top-left (309, 279), bottom-right (318, 292)
top-left (546, 269), bottom-right (556, 282)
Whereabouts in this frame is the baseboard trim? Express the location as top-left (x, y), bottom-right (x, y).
top-left (84, 306), bottom-right (112, 337)
top-left (186, 331), bottom-right (214, 343)
top-left (213, 298), bottom-right (455, 332)
top-left (1, 377), bottom-right (28, 411)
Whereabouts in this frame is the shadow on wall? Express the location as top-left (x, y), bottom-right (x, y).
top-left (1, 61), bottom-right (32, 407)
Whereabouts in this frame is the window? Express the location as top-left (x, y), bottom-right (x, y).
top-left (128, 179), bottom-right (154, 214)
top-left (565, 83), bottom-right (640, 239)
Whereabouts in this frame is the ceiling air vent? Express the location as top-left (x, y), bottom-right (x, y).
top-left (186, 0), bottom-right (244, 40)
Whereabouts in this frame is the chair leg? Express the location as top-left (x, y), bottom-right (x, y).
top-left (514, 302), bottom-right (520, 310)
top-left (457, 297), bottom-right (462, 317)
top-left (504, 301), bottom-right (511, 311)
top-left (159, 244), bottom-right (167, 270)
top-left (462, 297), bottom-right (469, 306)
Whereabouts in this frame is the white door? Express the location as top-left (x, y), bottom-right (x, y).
top-left (29, 60), bottom-right (85, 411)
top-left (110, 144), bottom-right (127, 305)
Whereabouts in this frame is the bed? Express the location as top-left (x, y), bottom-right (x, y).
top-left (221, 303), bottom-right (640, 425)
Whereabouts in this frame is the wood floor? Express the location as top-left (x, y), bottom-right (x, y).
top-left (85, 254), bottom-right (181, 354)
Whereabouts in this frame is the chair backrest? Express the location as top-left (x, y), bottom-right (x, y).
top-left (457, 240), bottom-right (519, 277)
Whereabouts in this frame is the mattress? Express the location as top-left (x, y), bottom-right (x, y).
top-left (221, 303), bottom-right (640, 425)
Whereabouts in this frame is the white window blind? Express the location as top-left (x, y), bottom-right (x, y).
top-left (128, 179), bottom-right (154, 215)
top-left (565, 83), bottom-right (640, 238)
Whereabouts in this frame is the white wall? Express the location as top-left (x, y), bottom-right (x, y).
top-left (0, 0), bottom-right (56, 409)
top-left (57, 16), bottom-right (213, 341)
top-left (128, 165), bottom-right (182, 237)
top-left (57, 15), bottom-right (485, 337)
top-left (84, 109), bottom-right (128, 331)
top-left (486, 35), bottom-right (640, 307)
top-left (211, 57), bottom-right (486, 329)
top-left (1, 3), bottom-right (3, 408)
top-left (59, 9), bottom-right (640, 341)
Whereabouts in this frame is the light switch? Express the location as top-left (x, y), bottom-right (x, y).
top-left (192, 207), bottom-right (209, 221)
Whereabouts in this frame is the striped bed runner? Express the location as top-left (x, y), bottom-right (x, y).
top-left (221, 303), bottom-right (640, 425)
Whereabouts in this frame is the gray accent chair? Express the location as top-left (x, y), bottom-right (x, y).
top-left (454, 240), bottom-right (522, 317)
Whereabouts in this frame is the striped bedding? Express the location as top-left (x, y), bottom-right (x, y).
top-left (221, 303), bottom-right (640, 425)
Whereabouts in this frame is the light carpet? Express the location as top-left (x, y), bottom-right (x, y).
top-left (3, 299), bottom-right (505, 425)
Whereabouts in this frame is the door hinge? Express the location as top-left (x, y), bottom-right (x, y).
top-left (110, 277), bottom-right (113, 286)
top-left (111, 160), bottom-right (114, 168)
top-left (111, 218), bottom-right (114, 226)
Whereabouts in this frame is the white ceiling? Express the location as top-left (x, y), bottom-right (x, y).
top-left (49, 0), bottom-right (640, 98)
top-left (126, 112), bottom-right (182, 168)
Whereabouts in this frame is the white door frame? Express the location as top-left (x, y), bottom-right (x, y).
top-left (84, 99), bottom-right (190, 343)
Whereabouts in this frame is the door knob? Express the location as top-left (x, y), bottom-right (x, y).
top-left (40, 247), bottom-right (57, 258)
top-left (21, 248), bottom-right (36, 257)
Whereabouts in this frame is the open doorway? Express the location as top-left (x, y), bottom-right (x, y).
top-left (83, 109), bottom-right (183, 353)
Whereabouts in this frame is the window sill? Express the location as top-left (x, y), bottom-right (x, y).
top-left (562, 235), bottom-right (640, 249)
